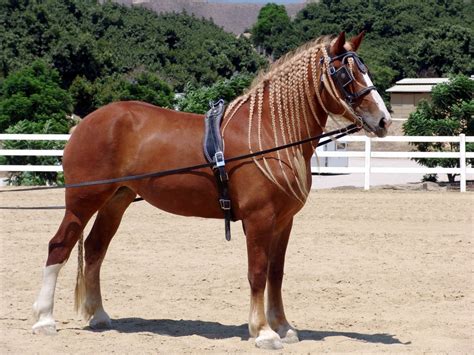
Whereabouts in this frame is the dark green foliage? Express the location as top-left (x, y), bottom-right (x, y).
top-left (94, 71), bottom-right (174, 112)
top-left (292, 0), bottom-right (473, 101)
top-left (251, 3), bottom-right (299, 59)
top-left (0, 0), bottom-right (264, 97)
top-left (178, 73), bottom-right (254, 114)
top-left (409, 24), bottom-right (473, 78)
top-left (0, 60), bottom-right (72, 132)
top-left (68, 76), bottom-right (96, 118)
top-left (69, 70), bottom-right (175, 117)
top-left (403, 75), bottom-right (474, 182)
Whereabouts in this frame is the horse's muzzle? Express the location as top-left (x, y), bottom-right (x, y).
top-left (363, 116), bottom-right (392, 138)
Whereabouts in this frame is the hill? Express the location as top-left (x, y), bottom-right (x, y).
top-left (113, 0), bottom-right (306, 34)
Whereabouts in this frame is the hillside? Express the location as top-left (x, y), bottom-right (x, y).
top-left (113, 0), bottom-right (306, 34)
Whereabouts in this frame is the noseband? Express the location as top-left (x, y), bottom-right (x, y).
top-left (326, 51), bottom-right (377, 104)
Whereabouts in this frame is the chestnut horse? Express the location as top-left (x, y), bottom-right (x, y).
top-left (32, 32), bottom-right (391, 349)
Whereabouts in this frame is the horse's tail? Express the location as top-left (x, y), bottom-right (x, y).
top-left (74, 232), bottom-right (86, 317)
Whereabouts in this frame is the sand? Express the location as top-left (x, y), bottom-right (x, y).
top-left (1, 189), bottom-right (473, 353)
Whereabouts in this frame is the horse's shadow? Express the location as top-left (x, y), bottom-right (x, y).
top-left (91, 318), bottom-right (409, 345)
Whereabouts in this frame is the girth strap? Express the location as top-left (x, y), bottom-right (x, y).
top-left (203, 100), bottom-right (233, 241)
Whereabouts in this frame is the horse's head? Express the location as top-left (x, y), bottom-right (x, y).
top-left (321, 31), bottom-right (392, 137)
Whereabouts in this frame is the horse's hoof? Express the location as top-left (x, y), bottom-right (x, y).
top-left (281, 328), bottom-right (299, 344)
top-left (32, 318), bottom-right (57, 335)
top-left (255, 329), bottom-right (283, 350)
top-left (89, 310), bottom-right (112, 329)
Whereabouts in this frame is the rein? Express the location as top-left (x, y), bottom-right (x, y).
top-left (0, 123), bottom-right (359, 209)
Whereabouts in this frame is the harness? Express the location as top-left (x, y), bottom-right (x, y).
top-left (203, 100), bottom-right (233, 241)
top-left (327, 51), bottom-right (376, 104)
top-left (318, 49), bottom-right (377, 133)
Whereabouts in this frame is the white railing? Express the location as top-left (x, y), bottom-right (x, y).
top-left (0, 134), bottom-right (69, 173)
top-left (313, 134), bottom-right (473, 192)
top-left (0, 134), bottom-right (473, 191)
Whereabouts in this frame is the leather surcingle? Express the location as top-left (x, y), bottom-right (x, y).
top-left (203, 99), bottom-right (233, 241)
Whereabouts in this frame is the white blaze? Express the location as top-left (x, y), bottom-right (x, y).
top-left (362, 73), bottom-right (391, 121)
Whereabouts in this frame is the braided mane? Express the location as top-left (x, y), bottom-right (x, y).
top-left (249, 35), bottom-right (334, 92)
top-left (222, 35), bottom-right (336, 204)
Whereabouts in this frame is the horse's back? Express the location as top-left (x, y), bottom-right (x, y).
top-left (62, 101), bottom-right (205, 184)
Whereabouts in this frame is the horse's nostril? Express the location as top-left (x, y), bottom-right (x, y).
top-left (378, 118), bottom-right (385, 129)
top-left (379, 117), bottom-right (391, 129)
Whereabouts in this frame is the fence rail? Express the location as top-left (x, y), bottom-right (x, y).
top-left (0, 134), bottom-right (473, 191)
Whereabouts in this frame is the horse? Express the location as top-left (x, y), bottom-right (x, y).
top-left (32, 31), bottom-right (391, 349)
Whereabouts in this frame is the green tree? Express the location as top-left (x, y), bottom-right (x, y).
top-left (403, 75), bottom-right (474, 183)
top-left (94, 70), bottom-right (174, 110)
top-left (177, 73), bottom-right (254, 114)
top-left (409, 24), bottom-right (473, 77)
top-left (69, 75), bottom-right (96, 118)
top-left (0, 60), bottom-right (72, 132)
top-left (251, 3), bottom-right (299, 60)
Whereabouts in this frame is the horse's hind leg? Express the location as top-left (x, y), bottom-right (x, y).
top-left (32, 188), bottom-right (116, 335)
top-left (78, 187), bottom-right (136, 329)
top-left (266, 218), bottom-right (299, 343)
top-left (32, 210), bottom-right (91, 334)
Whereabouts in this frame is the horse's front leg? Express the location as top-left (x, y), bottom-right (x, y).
top-left (266, 218), bottom-right (299, 343)
top-left (244, 217), bottom-right (283, 350)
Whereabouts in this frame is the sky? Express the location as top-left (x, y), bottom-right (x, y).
top-left (208, 0), bottom-right (304, 4)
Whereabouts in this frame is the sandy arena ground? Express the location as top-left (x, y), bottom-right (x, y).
top-left (1, 189), bottom-right (473, 353)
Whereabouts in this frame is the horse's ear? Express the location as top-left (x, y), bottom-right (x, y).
top-left (349, 31), bottom-right (365, 51)
top-left (330, 31), bottom-right (346, 56)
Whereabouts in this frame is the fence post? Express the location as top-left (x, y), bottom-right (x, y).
top-left (364, 137), bottom-right (371, 190)
top-left (460, 133), bottom-right (466, 192)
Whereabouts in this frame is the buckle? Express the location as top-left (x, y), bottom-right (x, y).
top-left (214, 151), bottom-right (225, 168)
top-left (219, 199), bottom-right (231, 210)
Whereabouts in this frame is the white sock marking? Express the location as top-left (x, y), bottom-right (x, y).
top-left (33, 262), bottom-right (65, 321)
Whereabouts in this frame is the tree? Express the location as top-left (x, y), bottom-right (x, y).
top-left (409, 24), bottom-right (473, 77)
top-left (403, 75), bottom-right (474, 182)
top-left (0, 60), bottom-right (72, 132)
top-left (94, 71), bottom-right (174, 110)
top-left (177, 73), bottom-right (254, 114)
top-left (251, 3), bottom-right (299, 60)
top-left (0, 60), bottom-right (74, 185)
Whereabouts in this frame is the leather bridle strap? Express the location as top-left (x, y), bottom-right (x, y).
top-left (318, 48), bottom-right (376, 133)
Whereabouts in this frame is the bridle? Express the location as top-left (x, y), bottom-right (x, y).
top-left (327, 51), bottom-right (376, 104)
top-left (316, 47), bottom-right (377, 133)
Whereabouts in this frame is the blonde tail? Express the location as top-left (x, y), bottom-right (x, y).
top-left (74, 232), bottom-right (86, 316)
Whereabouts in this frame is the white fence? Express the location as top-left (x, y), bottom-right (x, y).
top-left (1, 134), bottom-right (473, 192)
